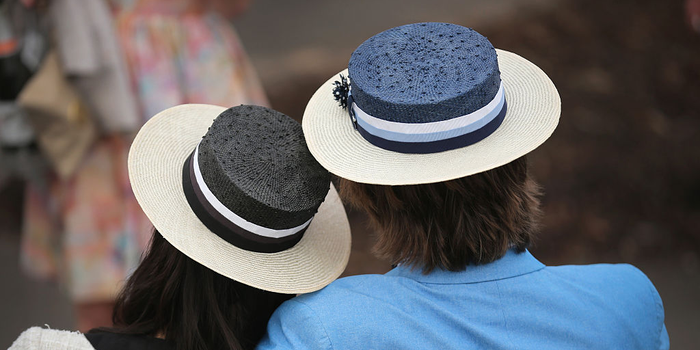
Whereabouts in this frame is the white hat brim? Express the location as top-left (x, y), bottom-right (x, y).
top-left (128, 104), bottom-right (352, 294)
top-left (302, 49), bottom-right (561, 185)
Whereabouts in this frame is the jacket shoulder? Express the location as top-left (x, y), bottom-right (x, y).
top-left (298, 273), bottom-right (390, 299)
top-left (9, 327), bottom-right (95, 350)
top-left (544, 263), bottom-right (666, 348)
top-left (548, 263), bottom-right (661, 297)
top-left (258, 274), bottom-right (395, 350)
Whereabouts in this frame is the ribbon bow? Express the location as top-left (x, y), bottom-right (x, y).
top-left (332, 74), bottom-right (357, 129)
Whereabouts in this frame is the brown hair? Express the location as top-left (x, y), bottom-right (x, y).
top-left (100, 229), bottom-right (292, 350)
top-left (339, 156), bottom-right (541, 273)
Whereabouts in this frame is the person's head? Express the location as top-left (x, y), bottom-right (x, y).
top-left (121, 104), bottom-right (352, 350)
top-left (302, 23), bottom-right (560, 270)
top-left (111, 229), bottom-right (292, 350)
top-left (340, 156), bottom-right (541, 272)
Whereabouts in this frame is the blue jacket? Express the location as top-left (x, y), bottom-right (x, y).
top-left (257, 250), bottom-right (669, 349)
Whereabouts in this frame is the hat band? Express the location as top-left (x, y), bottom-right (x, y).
top-left (351, 83), bottom-right (507, 154)
top-left (182, 144), bottom-right (310, 253)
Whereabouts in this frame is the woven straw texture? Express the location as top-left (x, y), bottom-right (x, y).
top-left (303, 49), bottom-right (560, 185)
top-left (350, 23), bottom-right (500, 122)
top-left (9, 327), bottom-right (94, 350)
top-left (129, 104), bottom-right (351, 294)
top-left (197, 106), bottom-right (330, 229)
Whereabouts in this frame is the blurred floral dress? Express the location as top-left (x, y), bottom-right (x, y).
top-left (21, 0), bottom-right (268, 303)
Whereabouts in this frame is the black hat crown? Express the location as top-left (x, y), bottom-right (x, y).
top-left (182, 105), bottom-right (331, 253)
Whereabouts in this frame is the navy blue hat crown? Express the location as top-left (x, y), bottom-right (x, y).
top-left (333, 23), bottom-right (507, 154)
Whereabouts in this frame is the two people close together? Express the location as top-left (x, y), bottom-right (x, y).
top-left (10, 23), bottom-right (669, 350)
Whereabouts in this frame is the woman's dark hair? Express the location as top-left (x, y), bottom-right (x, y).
top-left (106, 229), bottom-right (293, 350)
top-left (339, 156), bottom-right (541, 273)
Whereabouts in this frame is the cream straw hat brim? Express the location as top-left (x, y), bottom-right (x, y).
top-left (302, 49), bottom-right (561, 185)
top-left (128, 104), bottom-right (352, 294)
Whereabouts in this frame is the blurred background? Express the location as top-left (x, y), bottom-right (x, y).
top-left (1, 0), bottom-right (699, 348)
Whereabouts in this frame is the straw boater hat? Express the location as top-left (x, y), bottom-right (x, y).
top-left (128, 104), bottom-right (351, 294)
top-left (303, 22), bottom-right (561, 185)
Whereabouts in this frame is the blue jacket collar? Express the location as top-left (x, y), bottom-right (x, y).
top-left (385, 249), bottom-right (545, 284)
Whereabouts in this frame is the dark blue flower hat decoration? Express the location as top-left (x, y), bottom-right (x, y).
top-left (303, 22), bottom-right (560, 185)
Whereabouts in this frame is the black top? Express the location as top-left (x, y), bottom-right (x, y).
top-left (85, 332), bottom-right (173, 350)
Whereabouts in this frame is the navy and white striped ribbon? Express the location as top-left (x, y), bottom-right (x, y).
top-left (350, 83), bottom-right (507, 154)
